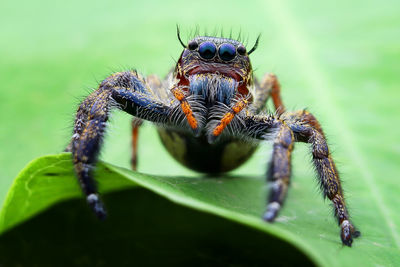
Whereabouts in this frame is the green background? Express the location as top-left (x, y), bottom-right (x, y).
top-left (1, 0), bottom-right (400, 265)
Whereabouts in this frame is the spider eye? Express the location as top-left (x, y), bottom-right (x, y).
top-left (237, 45), bottom-right (246, 55)
top-left (199, 42), bottom-right (216, 60)
top-left (218, 43), bottom-right (236, 61)
top-left (188, 40), bottom-right (198, 50)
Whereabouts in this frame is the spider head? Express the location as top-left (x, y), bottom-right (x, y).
top-left (175, 34), bottom-right (259, 104)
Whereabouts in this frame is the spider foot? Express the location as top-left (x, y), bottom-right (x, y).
top-left (262, 202), bottom-right (281, 222)
top-left (341, 220), bottom-right (360, 247)
top-left (87, 193), bottom-right (107, 220)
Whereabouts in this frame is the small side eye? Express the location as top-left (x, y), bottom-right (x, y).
top-left (237, 45), bottom-right (246, 55)
top-left (188, 40), bottom-right (198, 50)
top-left (199, 42), bottom-right (217, 59)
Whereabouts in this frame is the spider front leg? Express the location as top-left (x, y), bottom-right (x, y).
top-left (228, 113), bottom-right (293, 222)
top-left (71, 71), bottom-right (173, 218)
top-left (262, 111), bottom-right (323, 222)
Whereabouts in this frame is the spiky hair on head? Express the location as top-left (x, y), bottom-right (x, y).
top-left (176, 26), bottom-right (261, 55)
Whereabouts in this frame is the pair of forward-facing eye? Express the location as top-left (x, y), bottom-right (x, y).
top-left (188, 41), bottom-right (246, 61)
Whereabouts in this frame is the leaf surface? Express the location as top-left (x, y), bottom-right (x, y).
top-left (1, 153), bottom-right (399, 266)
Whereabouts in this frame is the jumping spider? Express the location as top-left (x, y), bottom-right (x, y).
top-left (68, 29), bottom-right (360, 246)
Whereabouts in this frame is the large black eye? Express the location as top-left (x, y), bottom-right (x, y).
top-left (199, 41), bottom-right (216, 59)
top-left (188, 40), bottom-right (198, 50)
top-left (218, 43), bottom-right (236, 61)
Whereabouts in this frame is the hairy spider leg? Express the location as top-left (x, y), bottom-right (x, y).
top-left (72, 71), bottom-right (174, 219)
top-left (253, 75), bottom-right (359, 245)
top-left (262, 111), bottom-right (323, 222)
top-left (210, 98), bottom-right (249, 141)
top-left (247, 74), bottom-right (294, 222)
top-left (233, 111), bottom-right (358, 246)
top-left (72, 90), bottom-right (110, 219)
top-left (243, 73), bottom-right (358, 246)
top-left (286, 111), bottom-right (360, 246)
top-left (252, 74), bottom-right (294, 221)
top-left (285, 110), bottom-right (325, 137)
top-left (263, 121), bottom-right (294, 222)
top-left (253, 73), bottom-right (285, 115)
top-left (269, 74), bottom-right (285, 115)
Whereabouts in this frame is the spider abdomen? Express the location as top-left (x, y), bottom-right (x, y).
top-left (157, 128), bottom-right (258, 173)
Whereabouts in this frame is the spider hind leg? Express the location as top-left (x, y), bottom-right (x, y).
top-left (130, 118), bottom-right (143, 171)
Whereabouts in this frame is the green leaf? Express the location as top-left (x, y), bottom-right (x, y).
top-left (0, 174), bottom-right (312, 266)
top-left (1, 153), bottom-right (399, 266)
top-left (0, 153), bottom-right (137, 233)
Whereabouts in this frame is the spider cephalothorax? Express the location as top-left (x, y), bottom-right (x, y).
top-left (171, 34), bottom-right (259, 141)
top-left (67, 29), bottom-right (360, 246)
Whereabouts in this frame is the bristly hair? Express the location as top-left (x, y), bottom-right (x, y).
top-left (178, 26), bottom-right (261, 54)
top-left (248, 34), bottom-right (261, 55)
top-left (176, 25), bottom-right (186, 48)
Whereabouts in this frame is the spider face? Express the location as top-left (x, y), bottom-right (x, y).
top-left (175, 36), bottom-right (253, 105)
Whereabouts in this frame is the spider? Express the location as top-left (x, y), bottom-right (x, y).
top-left (68, 28), bottom-right (360, 246)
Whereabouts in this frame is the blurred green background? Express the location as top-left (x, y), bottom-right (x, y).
top-left (0, 0), bottom-right (400, 262)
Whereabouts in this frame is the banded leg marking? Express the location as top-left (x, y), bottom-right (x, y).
top-left (211, 98), bottom-right (249, 138)
top-left (171, 86), bottom-right (199, 132)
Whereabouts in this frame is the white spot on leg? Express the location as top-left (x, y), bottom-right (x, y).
top-left (268, 201), bottom-right (281, 211)
top-left (341, 219), bottom-right (350, 228)
top-left (87, 193), bottom-right (98, 204)
top-left (263, 201), bottom-right (281, 222)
